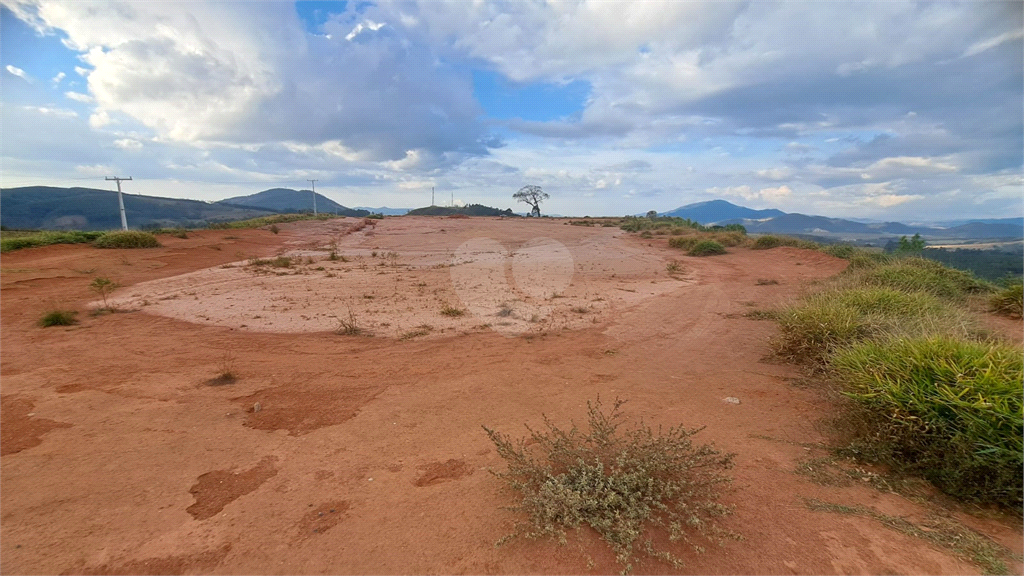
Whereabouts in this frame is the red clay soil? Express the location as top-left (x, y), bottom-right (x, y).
top-left (1, 218), bottom-right (1021, 575)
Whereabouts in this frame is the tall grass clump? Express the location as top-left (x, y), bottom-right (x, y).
top-left (484, 397), bottom-right (734, 574)
top-left (860, 257), bottom-right (991, 301)
top-left (833, 337), bottom-right (1023, 506)
top-left (989, 282), bottom-right (1023, 318)
top-left (92, 230), bottom-right (161, 249)
top-left (775, 288), bottom-right (958, 364)
top-left (687, 240), bottom-right (727, 257)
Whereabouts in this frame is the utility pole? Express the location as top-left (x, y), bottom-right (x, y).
top-left (106, 176), bottom-right (132, 230)
top-left (431, 186), bottom-right (435, 206)
top-left (307, 179), bottom-right (318, 215)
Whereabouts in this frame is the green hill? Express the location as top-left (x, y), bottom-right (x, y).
top-left (0, 186), bottom-right (278, 230)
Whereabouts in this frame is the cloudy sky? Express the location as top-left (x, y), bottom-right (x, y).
top-left (1, 1), bottom-right (1021, 220)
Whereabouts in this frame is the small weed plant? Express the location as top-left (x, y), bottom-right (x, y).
top-left (484, 397), bottom-right (735, 574)
top-left (89, 277), bottom-right (118, 309)
top-left (92, 230), bottom-right (161, 249)
top-left (440, 303), bottom-right (465, 317)
top-left (39, 309), bottom-right (78, 327)
top-left (335, 310), bottom-right (364, 336)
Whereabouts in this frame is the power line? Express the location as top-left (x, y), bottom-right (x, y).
top-left (307, 179), bottom-right (318, 215)
top-left (106, 176), bottom-right (133, 230)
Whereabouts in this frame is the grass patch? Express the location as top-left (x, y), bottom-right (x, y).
top-left (804, 498), bottom-right (1010, 574)
top-left (150, 227), bottom-right (189, 239)
top-left (39, 309), bottom-right (78, 327)
top-left (0, 230), bottom-right (105, 252)
top-left (860, 257), bottom-right (992, 301)
top-left (207, 213), bottom-right (339, 230)
top-left (750, 235), bottom-right (820, 250)
top-left (484, 397), bottom-right (735, 574)
top-left (832, 336), bottom-right (1023, 507)
top-left (989, 282), bottom-right (1023, 318)
top-left (92, 230), bottom-right (161, 249)
top-left (687, 240), bottom-right (726, 257)
top-left (774, 288), bottom-right (955, 364)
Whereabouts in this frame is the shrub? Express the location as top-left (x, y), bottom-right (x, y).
top-left (269, 224), bottom-right (280, 234)
top-left (833, 337), bottom-right (1023, 506)
top-left (93, 231), bottom-right (161, 249)
top-left (860, 257), bottom-right (991, 301)
top-left (688, 240), bottom-right (726, 257)
top-left (484, 397), bottom-right (734, 574)
top-left (39, 310), bottom-right (78, 327)
top-left (271, 256), bottom-right (292, 268)
top-left (989, 282), bottom-right (1023, 318)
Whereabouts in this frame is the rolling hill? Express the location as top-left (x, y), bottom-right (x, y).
top-left (218, 188), bottom-right (369, 217)
top-left (660, 199), bottom-right (785, 222)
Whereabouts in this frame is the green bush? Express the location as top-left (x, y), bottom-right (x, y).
top-left (93, 231), bottom-right (161, 249)
top-left (688, 240), bottom-right (726, 257)
top-left (989, 282), bottom-right (1023, 318)
top-left (39, 310), bottom-right (78, 327)
top-left (860, 257), bottom-right (991, 300)
top-left (833, 337), bottom-right (1023, 506)
top-left (484, 398), bottom-right (734, 574)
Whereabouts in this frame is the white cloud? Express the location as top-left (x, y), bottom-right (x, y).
top-left (962, 28), bottom-right (1024, 58)
top-left (5, 65), bottom-right (32, 82)
top-left (65, 91), bottom-right (93, 103)
top-left (20, 105), bottom-right (77, 118)
top-left (345, 20), bottom-right (386, 41)
top-left (15, 1), bottom-right (488, 163)
top-left (51, 71), bottom-right (66, 85)
top-left (113, 138), bottom-right (143, 150)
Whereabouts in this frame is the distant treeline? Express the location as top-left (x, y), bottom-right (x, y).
top-left (920, 246), bottom-right (1024, 282)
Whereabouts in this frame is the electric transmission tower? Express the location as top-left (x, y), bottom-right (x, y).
top-left (307, 179), bottom-right (318, 215)
top-left (106, 176), bottom-right (132, 230)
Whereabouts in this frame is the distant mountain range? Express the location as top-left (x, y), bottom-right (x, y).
top-left (660, 200), bottom-right (1023, 241)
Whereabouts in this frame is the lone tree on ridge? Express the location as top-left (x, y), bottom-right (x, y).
top-left (513, 185), bottom-right (549, 217)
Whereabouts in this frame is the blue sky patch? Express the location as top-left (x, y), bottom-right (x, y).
top-left (472, 69), bottom-right (590, 123)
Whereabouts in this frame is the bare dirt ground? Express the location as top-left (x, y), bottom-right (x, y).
top-left (2, 217), bottom-right (1021, 575)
